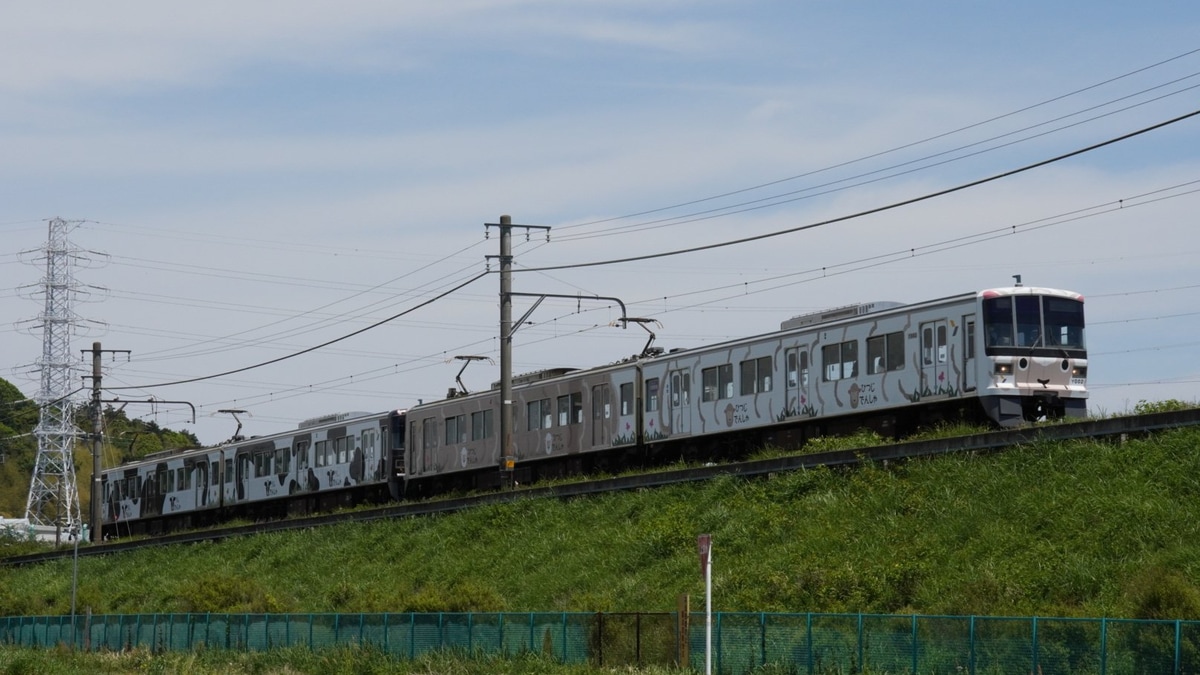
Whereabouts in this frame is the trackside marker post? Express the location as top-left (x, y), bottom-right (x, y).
top-left (697, 534), bottom-right (712, 675)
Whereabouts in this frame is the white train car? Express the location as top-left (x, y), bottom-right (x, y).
top-left (637, 285), bottom-right (1086, 452)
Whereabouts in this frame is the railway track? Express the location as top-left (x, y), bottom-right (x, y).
top-left (5, 408), bottom-right (1199, 568)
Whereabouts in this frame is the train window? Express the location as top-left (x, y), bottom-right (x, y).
top-left (645, 378), bottom-right (660, 412)
top-left (315, 440), bottom-right (327, 467)
top-left (178, 466), bottom-right (190, 490)
top-left (786, 352), bottom-right (798, 388)
top-left (527, 399), bottom-right (546, 430)
top-left (983, 296), bottom-right (1014, 347)
top-left (823, 341), bottom-right (858, 381)
top-left (336, 436), bottom-right (351, 464)
top-left (965, 319), bottom-right (976, 359)
top-left (557, 395), bottom-right (569, 426)
top-left (211, 460), bottom-right (219, 484)
top-left (224, 459), bottom-right (233, 484)
top-left (554, 391), bottom-right (583, 422)
top-left (740, 356), bottom-right (773, 395)
top-left (868, 332), bottom-right (905, 374)
top-left (471, 409), bottom-right (493, 440)
top-left (620, 383), bottom-right (633, 416)
top-left (421, 417), bottom-right (438, 452)
top-left (445, 414), bottom-right (466, 445)
top-left (702, 367), bottom-right (717, 402)
top-left (1044, 297), bottom-right (1085, 349)
top-left (276, 448), bottom-right (290, 474)
top-left (702, 365), bottom-right (734, 401)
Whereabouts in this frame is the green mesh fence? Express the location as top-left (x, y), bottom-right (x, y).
top-left (2, 611), bottom-right (1198, 673)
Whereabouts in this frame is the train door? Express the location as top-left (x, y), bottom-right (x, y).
top-left (962, 314), bottom-right (977, 392)
top-left (591, 383), bottom-right (611, 448)
top-left (235, 450), bottom-right (250, 501)
top-left (920, 319), bottom-right (949, 395)
top-left (194, 458), bottom-right (207, 507)
top-left (785, 347), bottom-right (811, 416)
top-left (669, 369), bottom-right (691, 435)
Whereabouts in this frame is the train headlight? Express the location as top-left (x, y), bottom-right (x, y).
top-left (1072, 366), bottom-right (1087, 378)
top-left (994, 363), bottom-right (1012, 376)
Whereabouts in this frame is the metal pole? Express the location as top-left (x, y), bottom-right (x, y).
top-left (90, 342), bottom-right (102, 543)
top-left (498, 215), bottom-right (514, 486)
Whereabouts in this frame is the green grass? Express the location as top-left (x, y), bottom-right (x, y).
top-left (5, 427), bottom-right (1200, 620)
top-left (0, 645), bottom-right (695, 674)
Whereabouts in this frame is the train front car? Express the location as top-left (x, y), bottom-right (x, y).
top-left (976, 286), bottom-right (1087, 426)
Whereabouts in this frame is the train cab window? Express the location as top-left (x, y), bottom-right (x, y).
top-left (645, 378), bottom-right (660, 412)
top-left (471, 409), bottom-right (493, 440)
top-left (619, 383), bottom-right (633, 416)
top-left (739, 356), bottom-right (772, 395)
top-left (822, 341), bottom-right (858, 381)
top-left (868, 332), bottom-right (905, 374)
top-left (983, 297), bottom-right (1014, 347)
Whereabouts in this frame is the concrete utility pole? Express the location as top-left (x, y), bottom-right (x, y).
top-left (486, 215), bottom-right (636, 488)
top-left (83, 342), bottom-right (130, 543)
top-left (486, 216), bottom-right (551, 486)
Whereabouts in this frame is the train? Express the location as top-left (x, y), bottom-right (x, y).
top-left (100, 283), bottom-right (1087, 538)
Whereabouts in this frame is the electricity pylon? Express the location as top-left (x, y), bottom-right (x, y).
top-left (23, 218), bottom-right (84, 535)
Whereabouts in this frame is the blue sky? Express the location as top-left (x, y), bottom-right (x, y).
top-left (1, 2), bottom-right (1198, 445)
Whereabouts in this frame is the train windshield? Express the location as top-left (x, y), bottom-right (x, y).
top-left (983, 295), bottom-right (1085, 354)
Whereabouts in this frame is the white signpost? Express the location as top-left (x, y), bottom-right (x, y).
top-left (697, 534), bottom-right (713, 675)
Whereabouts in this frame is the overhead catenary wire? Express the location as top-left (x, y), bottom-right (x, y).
top-left (555, 47), bottom-right (1200, 233)
top-left (514, 107), bottom-right (1200, 273)
top-left (106, 270), bottom-right (490, 391)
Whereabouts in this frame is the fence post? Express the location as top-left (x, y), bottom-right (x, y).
top-left (760, 612), bottom-right (766, 668)
top-left (1032, 616), bottom-right (1039, 675)
top-left (716, 612), bottom-right (723, 675)
top-left (969, 615), bottom-right (975, 675)
top-left (807, 613), bottom-right (813, 675)
top-left (409, 613), bottom-right (416, 660)
top-left (1100, 617), bottom-right (1107, 675)
top-left (857, 613), bottom-right (864, 672)
top-left (597, 612), bottom-right (604, 666)
top-left (912, 614), bottom-right (919, 675)
top-left (1176, 620), bottom-right (1182, 675)
top-left (561, 612), bottom-right (567, 662)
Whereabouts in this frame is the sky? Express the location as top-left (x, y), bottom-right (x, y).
top-left (1, 1), bottom-right (1198, 448)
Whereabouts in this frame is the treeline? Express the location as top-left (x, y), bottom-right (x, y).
top-left (0, 376), bottom-right (198, 517)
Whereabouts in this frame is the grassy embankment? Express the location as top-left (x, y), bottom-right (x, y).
top-left (3, 422), bottom-right (1200, 619)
